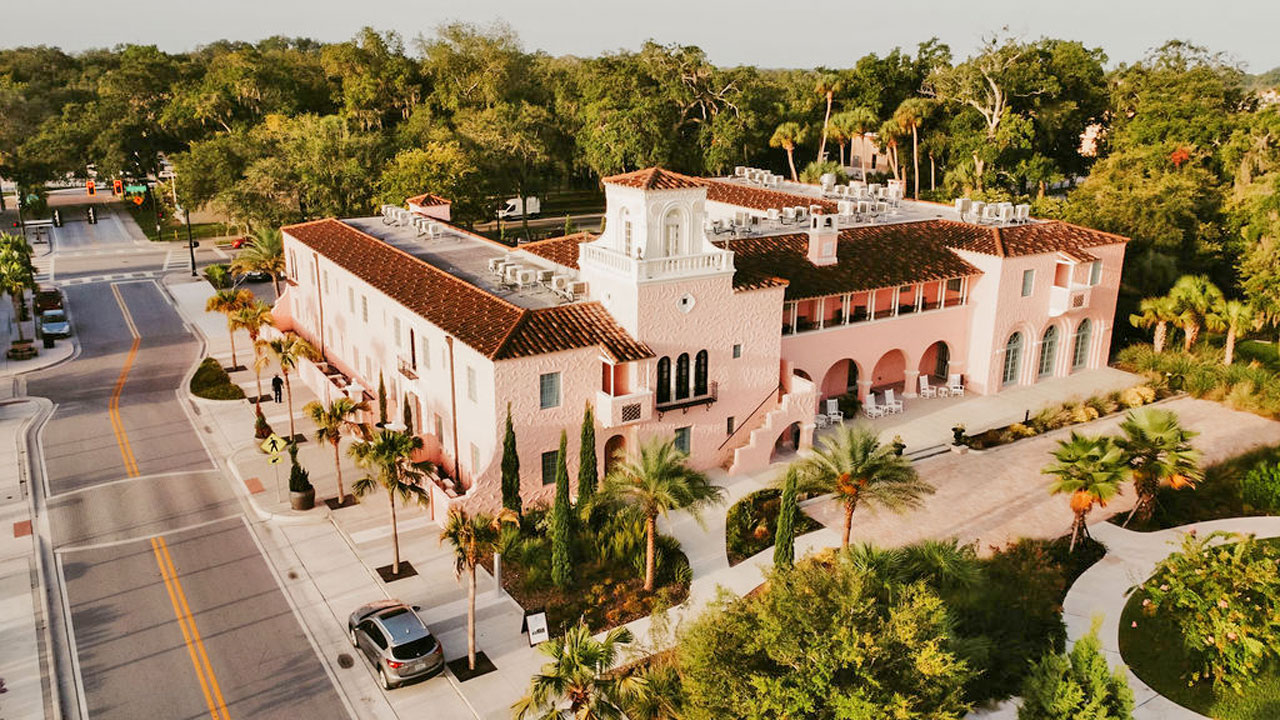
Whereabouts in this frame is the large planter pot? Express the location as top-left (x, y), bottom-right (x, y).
top-left (290, 488), bottom-right (315, 511)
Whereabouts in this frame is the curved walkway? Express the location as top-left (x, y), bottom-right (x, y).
top-left (1062, 517), bottom-right (1280, 720)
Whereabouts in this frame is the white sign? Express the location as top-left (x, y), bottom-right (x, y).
top-left (525, 612), bottom-right (549, 646)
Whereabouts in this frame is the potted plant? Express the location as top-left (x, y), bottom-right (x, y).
top-left (254, 408), bottom-right (274, 441)
top-left (287, 442), bottom-right (315, 510)
top-left (951, 424), bottom-right (966, 446)
top-left (892, 435), bottom-right (906, 456)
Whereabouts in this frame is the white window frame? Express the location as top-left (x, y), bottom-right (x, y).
top-left (466, 366), bottom-right (477, 402)
top-left (1089, 260), bottom-right (1102, 286)
top-left (539, 372), bottom-right (561, 409)
top-left (1021, 269), bottom-right (1035, 297)
top-left (674, 426), bottom-right (692, 455)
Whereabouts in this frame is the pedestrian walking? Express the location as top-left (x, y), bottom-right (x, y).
top-left (271, 374), bottom-right (284, 403)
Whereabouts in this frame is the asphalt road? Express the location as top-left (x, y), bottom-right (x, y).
top-left (27, 199), bottom-right (347, 720)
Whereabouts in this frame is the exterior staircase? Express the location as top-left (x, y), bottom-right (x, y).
top-left (726, 374), bottom-right (820, 476)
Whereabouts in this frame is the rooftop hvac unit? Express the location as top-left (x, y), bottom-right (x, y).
top-left (380, 204), bottom-right (400, 223)
top-left (551, 275), bottom-right (570, 291)
top-left (734, 166), bottom-right (747, 177)
top-left (820, 173), bottom-right (836, 191)
top-left (1015, 204), bottom-right (1031, 222)
top-left (998, 204), bottom-right (1016, 224)
top-left (767, 208), bottom-right (780, 221)
top-left (427, 222), bottom-right (442, 238)
top-left (569, 281), bottom-right (587, 299)
top-left (954, 197), bottom-right (972, 215)
top-left (516, 269), bottom-right (537, 288)
top-left (537, 269), bottom-right (554, 283)
top-left (969, 201), bottom-right (986, 221)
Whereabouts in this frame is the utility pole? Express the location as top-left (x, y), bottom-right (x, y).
top-left (185, 206), bottom-right (197, 277)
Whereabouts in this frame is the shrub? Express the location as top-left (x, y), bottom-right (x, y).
top-left (287, 442), bottom-right (312, 493)
top-left (1117, 343), bottom-right (1280, 419)
top-left (1009, 422), bottom-right (1037, 439)
top-left (1136, 532), bottom-right (1280, 692)
top-left (253, 408), bottom-right (273, 439)
top-left (1241, 461), bottom-right (1280, 512)
top-left (798, 159), bottom-right (848, 184)
top-left (725, 488), bottom-right (820, 565)
top-left (189, 357), bottom-right (246, 400)
top-left (1018, 627), bottom-right (1133, 720)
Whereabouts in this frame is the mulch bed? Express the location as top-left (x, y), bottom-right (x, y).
top-left (447, 652), bottom-right (497, 682)
top-left (375, 561), bottom-right (418, 583)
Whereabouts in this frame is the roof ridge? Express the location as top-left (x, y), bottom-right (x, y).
top-left (989, 226), bottom-right (1007, 257)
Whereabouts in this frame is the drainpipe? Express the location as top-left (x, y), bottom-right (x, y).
top-left (446, 336), bottom-right (461, 484)
top-left (312, 251), bottom-right (325, 357)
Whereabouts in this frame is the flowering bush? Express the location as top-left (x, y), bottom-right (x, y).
top-left (1135, 532), bottom-right (1280, 692)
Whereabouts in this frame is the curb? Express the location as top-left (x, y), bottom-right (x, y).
top-left (225, 446), bottom-right (333, 526)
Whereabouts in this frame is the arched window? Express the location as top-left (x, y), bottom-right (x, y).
top-left (694, 350), bottom-right (709, 396)
top-left (1002, 332), bottom-right (1024, 387)
top-left (1072, 319), bottom-right (1092, 370)
top-left (663, 211), bottom-right (682, 257)
top-left (675, 353), bottom-right (691, 400)
top-left (657, 357), bottom-right (671, 404)
top-left (1038, 326), bottom-right (1059, 379)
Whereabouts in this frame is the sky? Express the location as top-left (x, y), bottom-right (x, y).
top-left (3, 0), bottom-right (1278, 72)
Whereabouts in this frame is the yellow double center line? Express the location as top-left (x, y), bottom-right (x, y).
top-left (109, 284), bottom-right (231, 719)
top-left (108, 283), bottom-right (141, 477)
top-left (152, 536), bottom-right (231, 720)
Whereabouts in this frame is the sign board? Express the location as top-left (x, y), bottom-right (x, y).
top-left (267, 454), bottom-right (283, 465)
top-left (261, 434), bottom-right (286, 454)
top-left (124, 184), bottom-right (148, 194)
top-left (524, 611), bottom-right (549, 646)
top-left (131, 196), bottom-right (144, 206)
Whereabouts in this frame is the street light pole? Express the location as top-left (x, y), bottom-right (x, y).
top-left (185, 206), bottom-right (197, 277)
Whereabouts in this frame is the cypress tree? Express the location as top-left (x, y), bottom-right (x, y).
top-left (377, 372), bottom-right (388, 426)
top-left (774, 468), bottom-right (798, 569)
top-left (501, 404), bottom-right (522, 517)
top-left (402, 393), bottom-right (413, 433)
top-left (577, 402), bottom-right (598, 508)
top-left (550, 431), bottom-right (573, 589)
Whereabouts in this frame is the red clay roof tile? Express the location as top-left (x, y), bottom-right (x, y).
top-left (602, 167), bottom-right (707, 190)
top-left (518, 232), bottom-right (597, 270)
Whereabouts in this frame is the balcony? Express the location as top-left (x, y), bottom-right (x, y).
top-left (656, 381), bottom-right (718, 416)
top-left (580, 244), bottom-right (734, 281)
top-left (397, 356), bottom-right (418, 380)
top-left (596, 389), bottom-right (654, 428)
top-left (1049, 284), bottom-right (1091, 317)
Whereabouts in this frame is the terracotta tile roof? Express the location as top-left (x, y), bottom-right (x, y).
top-left (496, 303), bottom-right (653, 362)
top-left (406, 192), bottom-right (451, 206)
top-left (517, 232), bottom-right (597, 270)
top-left (945, 220), bottom-right (1128, 258)
top-left (282, 219), bottom-right (649, 362)
top-left (722, 221), bottom-right (983, 300)
top-left (703, 179), bottom-right (839, 214)
top-left (602, 167), bottom-right (706, 191)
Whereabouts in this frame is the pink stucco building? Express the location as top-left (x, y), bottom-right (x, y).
top-left (272, 167), bottom-right (1127, 512)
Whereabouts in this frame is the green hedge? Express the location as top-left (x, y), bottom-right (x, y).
top-left (189, 357), bottom-right (245, 400)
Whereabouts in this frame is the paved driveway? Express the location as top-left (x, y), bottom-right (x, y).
top-left (804, 397), bottom-right (1280, 552)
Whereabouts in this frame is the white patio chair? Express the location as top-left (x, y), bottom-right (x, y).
top-left (825, 398), bottom-right (844, 424)
top-left (814, 412), bottom-right (830, 429)
top-left (918, 375), bottom-right (938, 398)
top-left (863, 395), bottom-right (886, 418)
top-left (947, 374), bottom-right (965, 397)
top-left (883, 389), bottom-right (904, 414)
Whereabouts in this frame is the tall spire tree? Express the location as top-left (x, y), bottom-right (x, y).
top-left (501, 403), bottom-right (522, 517)
top-left (549, 431), bottom-right (573, 589)
top-left (577, 402), bottom-right (598, 508)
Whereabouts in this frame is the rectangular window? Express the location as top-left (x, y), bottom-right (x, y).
top-left (323, 270), bottom-right (330, 294)
top-left (347, 287), bottom-right (354, 314)
top-left (361, 296), bottom-right (368, 322)
top-left (1021, 269), bottom-right (1035, 297)
top-left (393, 317), bottom-right (402, 349)
top-left (421, 337), bottom-right (431, 370)
top-left (726, 416), bottom-right (735, 436)
top-left (623, 221), bottom-right (633, 256)
top-left (470, 443), bottom-right (480, 473)
top-left (541, 450), bottom-right (558, 485)
top-left (467, 366), bottom-right (477, 402)
top-left (1089, 260), bottom-right (1102, 286)
top-left (539, 372), bottom-right (561, 409)
top-left (674, 426), bottom-right (691, 454)
top-left (946, 277), bottom-right (962, 293)
top-left (434, 413), bottom-right (443, 439)
top-left (732, 343), bottom-right (742, 359)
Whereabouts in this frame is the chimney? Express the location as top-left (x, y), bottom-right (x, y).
top-left (806, 213), bottom-right (839, 266)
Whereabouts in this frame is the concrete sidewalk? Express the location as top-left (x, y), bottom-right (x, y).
top-left (1063, 518), bottom-right (1280, 720)
top-left (0, 400), bottom-right (54, 720)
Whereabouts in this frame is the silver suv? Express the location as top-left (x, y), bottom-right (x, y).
top-left (347, 600), bottom-right (444, 689)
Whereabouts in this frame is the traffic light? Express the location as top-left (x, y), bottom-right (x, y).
top-left (87, 180), bottom-right (96, 197)
top-left (52, 210), bottom-right (62, 227)
top-left (87, 207), bottom-right (97, 225)
top-left (113, 179), bottom-right (123, 196)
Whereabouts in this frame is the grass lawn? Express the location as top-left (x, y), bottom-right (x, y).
top-left (1237, 339), bottom-right (1280, 371)
top-left (1112, 443), bottom-right (1280, 532)
top-left (123, 202), bottom-right (234, 243)
top-left (1119, 538), bottom-right (1280, 720)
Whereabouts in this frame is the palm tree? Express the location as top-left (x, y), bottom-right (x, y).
top-left (205, 288), bottom-right (254, 368)
top-left (229, 299), bottom-right (274, 404)
top-left (843, 538), bottom-right (980, 596)
top-left (1115, 408), bottom-right (1203, 526)
top-left (828, 112), bottom-right (854, 168)
top-left (599, 438), bottom-right (725, 592)
top-left (814, 72), bottom-right (843, 163)
top-left (893, 98), bottom-right (932, 199)
top-left (843, 106), bottom-right (879, 181)
top-left (770, 122), bottom-right (806, 182)
top-left (304, 396), bottom-right (369, 504)
top-left (0, 252), bottom-right (36, 342)
top-left (264, 332), bottom-right (320, 440)
top-left (1206, 298), bottom-right (1255, 366)
top-left (440, 508), bottom-right (516, 671)
top-left (795, 424), bottom-right (934, 547)
top-left (1169, 275), bottom-right (1224, 351)
top-left (1043, 433), bottom-right (1128, 552)
top-left (512, 620), bottom-right (642, 720)
top-left (350, 428), bottom-right (431, 576)
top-left (1129, 295), bottom-right (1179, 354)
top-left (230, 228), bottom-right (286, 297)
top-left (877, 119), bottom-right (904, 181)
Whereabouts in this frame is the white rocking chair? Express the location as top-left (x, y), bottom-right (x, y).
top-left (863, 394), bottom-right (886, 418)
top-left (825, 398), bottom-right (844, 424)
top-left (918, 375), bottom-right (938, 398)
top-left (883, 389), bottom-right (904, 414)
top-left (947, 373), bottom-right (965, 397)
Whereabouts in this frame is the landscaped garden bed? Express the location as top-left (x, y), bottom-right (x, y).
top-left (726, 487), bottom-right (822, 566)
top-left (1118, 343), bottom-right (1280, 419)
top-left (189, 356), bottom-right (246, 400)
top-left (1119, 535), bottom-right (1280, 720)
top-left (958, 383), bottom-right (1166, 450)
top-left (1111, 443), bottom-right (1280, 532)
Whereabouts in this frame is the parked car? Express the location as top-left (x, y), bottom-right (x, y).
top-left (347, 600), bottom-right (444, 689)
top-left (35, 289), bottom-right (63, 313)
top-left (238, 270), bottom-right (272, 283)
top-left (38, 309), bottom-right (71, 338)
top-left (230, 236), bottom-right (247, 249)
